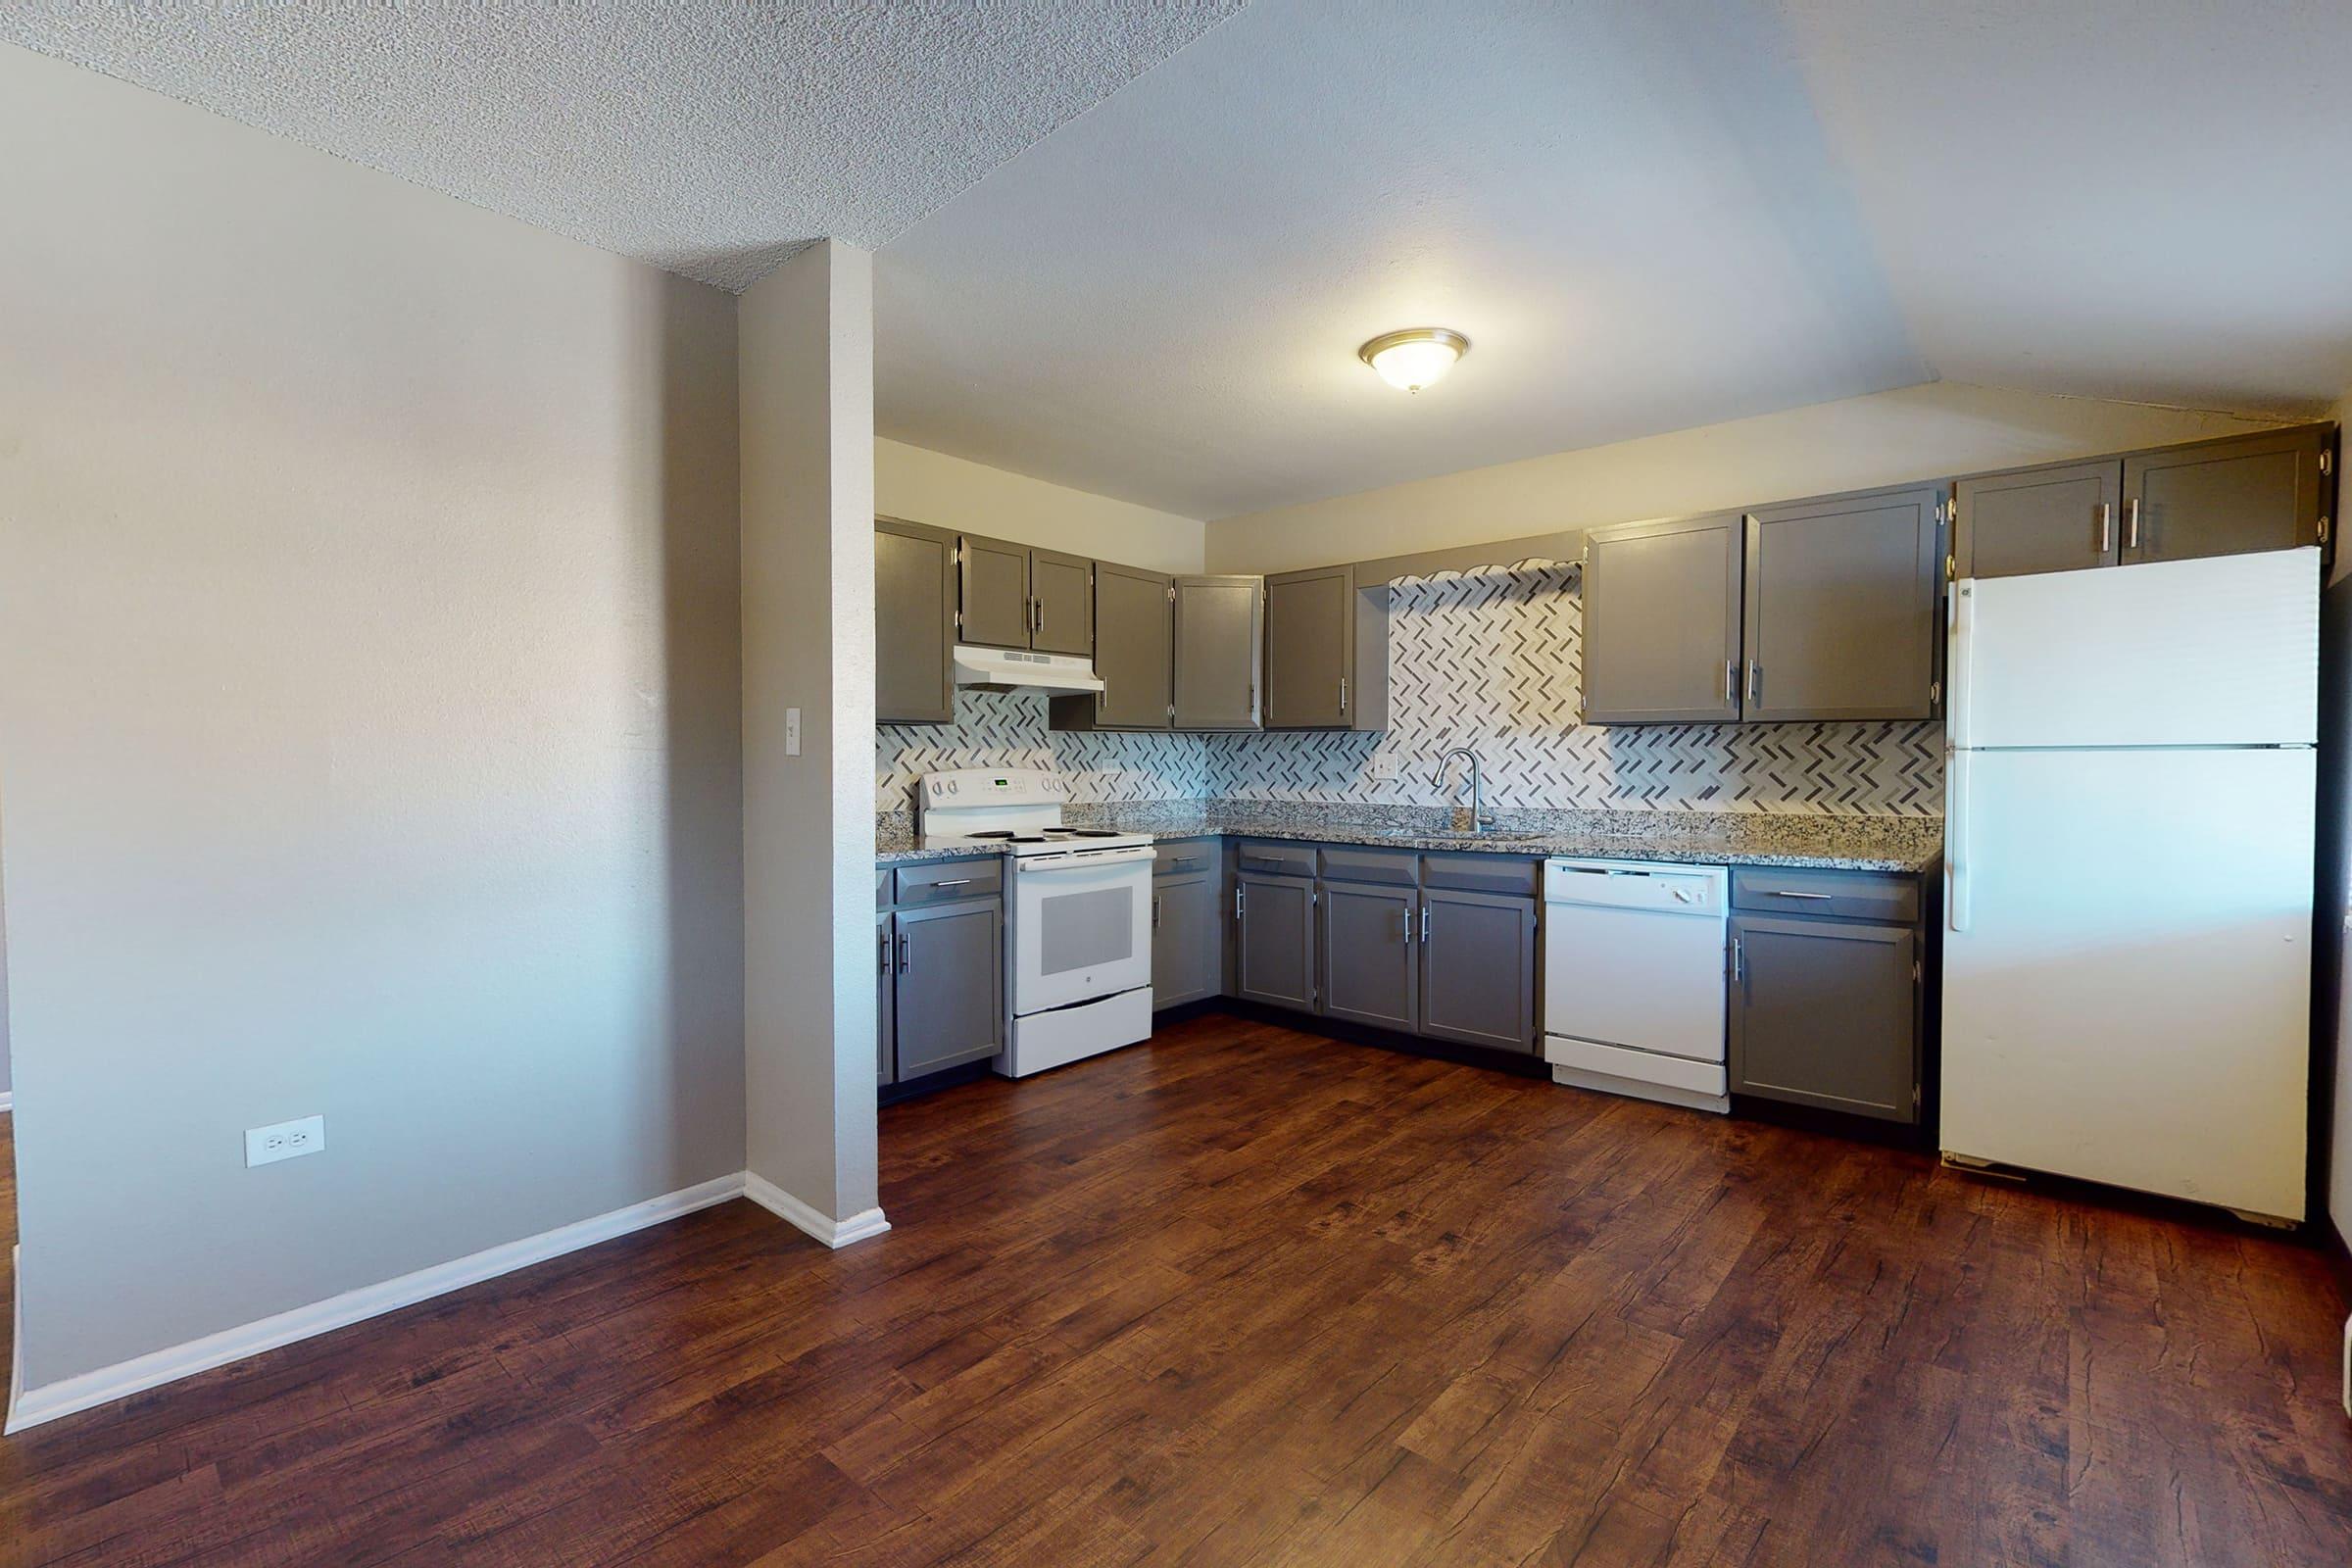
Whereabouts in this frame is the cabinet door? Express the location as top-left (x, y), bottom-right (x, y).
top-left (892, 901), bottom-right (1004, 1077)
top-left (1234, 872), bottom-right (1315, 1011)
top-left (1954, 461), bottom-right (2122, 579)
top-left (1029, 549), bottom-right (1095, 656)
top-left (1580, 513), bottom-right (1742, 722)
top-left (1418, 889), bottom-right (1536, 1052)
top-left (1321, 881), bottom-right (1417, 1030)
top-left (1729, 914), bottom-right (1917, 1122)
top-left (2122, 427), bottom-right (2330, 565)
top-left (1091, 563), bottom-right (1173, 728)
top-left (1263, 567), bottom-right (1353, 729)
top-left (1152, 872), bottom-right (1219, 1008)
top-left (877, 913), bottom-right (897, 1086)
top-left (1173, 575), bottom-right (1264, 730)
top-left (1742, 487), bottom-right (1940, 721)
top-left (874, 520), bottom-right (956, 724)
top-left (957, 535), bottom-right (1031, 650)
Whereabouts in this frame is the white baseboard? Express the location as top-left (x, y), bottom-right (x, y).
top-left (0, 1090), bottom-right (14, 1113)
top-left (4, 1172), bottom-right (746, 1435)
top-left (742, 1172), bottom-right (891, 1249)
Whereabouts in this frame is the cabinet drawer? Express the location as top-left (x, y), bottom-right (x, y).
top-left (1152, 837), bottom-right (1220, 878)
top-left (1318, 845), bottom-right (1419, 887)
top-left (1732, 866), bottom-right (1918, 924)
top-left (1235, 840), bottom-right (1318, 878)
top-left (1420, 852), bottom-right (1540, 897)
top-left (895, 858), bottom-right (1004, 906)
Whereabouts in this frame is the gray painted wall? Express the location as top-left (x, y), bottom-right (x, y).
top-left (0, 45), bottom-right (747, 1389)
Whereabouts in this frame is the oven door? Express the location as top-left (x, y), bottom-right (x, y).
top-left (1011, 848), bottom-right (1154, 1014)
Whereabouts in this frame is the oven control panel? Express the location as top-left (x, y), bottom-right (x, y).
top-left (923, 768), bottom-right (1067, 806)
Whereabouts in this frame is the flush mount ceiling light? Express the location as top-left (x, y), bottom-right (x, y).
top-left (1357, 326), bottom-right (1470, 393)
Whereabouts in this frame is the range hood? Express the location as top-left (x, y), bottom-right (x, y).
top-left (953, 644), bottom-right (1105, 695)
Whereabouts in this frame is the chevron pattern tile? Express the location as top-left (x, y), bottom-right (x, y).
top-left (877, 564), bottom-right (1943, 817)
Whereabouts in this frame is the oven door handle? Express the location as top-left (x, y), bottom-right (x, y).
top-left (1015, 846), bottom-right (1159, 870)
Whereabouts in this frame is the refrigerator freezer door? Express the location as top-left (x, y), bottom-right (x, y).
top-left (1940, 746), bottom-right (2314, 1219)
top-left (1949, 546), bottom-right (2317, 749)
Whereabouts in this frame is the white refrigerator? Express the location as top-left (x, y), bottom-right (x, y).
top-left (1940, 546), bottom-right (2319, 1222)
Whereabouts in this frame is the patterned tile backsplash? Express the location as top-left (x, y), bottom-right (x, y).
top-left (876, 563), bottom-right (1943, 817)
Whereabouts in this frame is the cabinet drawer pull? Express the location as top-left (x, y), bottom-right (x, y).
top-left (2097, 501), bottom-right (2113, 554)
top-left (896, 933), bottom-right (910, 974)
top-left (928, 877), bottom-right (973, 889)
top-left (1152, 893), bottom-right (1162, 929)
top-left (1746, 661), bottom-right (1761, 702)
top-left (1725, 659), bottom-right (1737, 705)
top-left (2125, 497), bottom-right (2141, 551)
top-left (1767, 890), bottom-right (1833, 901)
top-left (1420, 906), bottom-right (1430, 942)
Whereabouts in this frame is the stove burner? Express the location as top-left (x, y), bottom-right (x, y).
top-left (966, 830), bottom-right (1016, 840)
top-left (1004, 835), bottom-right (1048, 843)
top-left (1067, 829), bottom-right (1123, 837)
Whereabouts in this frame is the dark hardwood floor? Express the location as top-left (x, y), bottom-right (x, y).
top-left (3, 1015), bottom-right (2349, 1565)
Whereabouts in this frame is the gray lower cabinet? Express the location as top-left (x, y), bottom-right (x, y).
top-left (1417, 887), bottom-right (1538, 1052)
top-left (1954, 460), bottom-right (2122, 580)
top-left (1580, 513), bottom-right (1743, 722)
top-left (1729, 913), bottom-right (1917, 1122)
top-left (1742, 485), bottom-right (1942, 721)
top-left (877, 911), bottom-right (896, 1086)
top-left (1152, 861), bottom-right (1220, 1009)
top-left (1173, 575), bottom-right (1264, 729)
top-left (874, 518), bottom-right (956, 724)
top-left (1053, 562), bottom-right (1172, 731)
top-left (1234, 870), bottom-right (1316, 1010)
top-left (1320, 881), bottom-right (1417, 1030)
top-left (886, 898), bottom-right (1004, 1079)
top-left (2121, 426), bottom-right (2331, 565)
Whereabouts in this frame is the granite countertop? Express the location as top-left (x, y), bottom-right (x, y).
top-left (877, 803), bottom-right (1940, 874)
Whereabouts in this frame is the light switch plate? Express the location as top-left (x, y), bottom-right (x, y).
top-left (785, 707), bottom-right (802, 757)
top-left (246, 1114), bottom-right (325, 1168)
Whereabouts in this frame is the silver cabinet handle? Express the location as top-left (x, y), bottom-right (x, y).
top-left (1725, 660), bottom-right (1738, 705)
top-left (896, 933), bottom-right (910, 974)
top-left (879, 928), bottom-right (891, 973)
top-left (1732, 937), bottom-right (1744, 989)
top-left (1235, 885), bottom-right (1245, 919)
top-left (2125, 498), bottom-right (2141, 551)
top-left (1400, 905), bottom-right (1412, 944)
top-left (1152, 893), bottom-right (1162, 929)
top-left (929, 877), bottom-right (972, 889)
top-left (1339, 675), bottom-right (1348, 713)
top-left (1745, 661), bottom-right (1761, 702)
top-left (2097, 501), bottom-right (2113, 554)
top-left (1420, 906), bottom-right (1430, 942)
top-left (1767, 890), bottom-right (1833, 901)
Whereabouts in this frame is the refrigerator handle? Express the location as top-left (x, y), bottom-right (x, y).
top-left (1947, 748), bottom-right (1972, 933)
top-left (1945, 582), bottom-right (1973, 747)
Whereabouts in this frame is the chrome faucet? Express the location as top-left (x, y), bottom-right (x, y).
top-left (1435, 747), bottom-right (1494, 834)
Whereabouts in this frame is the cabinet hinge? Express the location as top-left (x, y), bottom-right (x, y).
top-left (1944, 553), bottom-right (1957, 581)
top-left (1167, 584), bottom-right (1177, 603)
top-left (1166, 703), bottom-right (1176, 719)
top-left (1912, 958), bottom-right (1923, 983)
top-left (1930, 678), bottom-right (1941, 705)
top-left (954, 610), bottom-right (963, 632)
top-left (952, 545), bottom-right (961, 565)
top-left (2322, 449), bottom-right (2333, 478)
top-left (1914, 1084), bottom-right (1923, 1108)
top-left (2320, 514), bottom-right (2332, 545)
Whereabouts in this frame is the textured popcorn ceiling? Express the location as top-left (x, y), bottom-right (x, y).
top-left (0, 2), bottom-right (1245, 291)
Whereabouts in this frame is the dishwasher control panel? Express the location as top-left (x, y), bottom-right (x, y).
top-left (1542, 858), bottom-right (1728, 915)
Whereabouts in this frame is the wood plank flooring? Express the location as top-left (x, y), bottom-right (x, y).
top-left (2, 1014), bottom-right (2348, 1565)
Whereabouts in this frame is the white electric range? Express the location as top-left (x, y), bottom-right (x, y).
top-left (917, 768), bottom-right (1155, 1077)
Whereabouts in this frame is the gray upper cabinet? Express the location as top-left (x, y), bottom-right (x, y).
top-left (1263, 566), bottom-right (1386, 731)
top-left (1152, 862), bottom-right (1220, 1010)
top-left (1741, 486), bottom-right (1941, 722)
top-left (1418, 886), bottom-right (1537, 1052)
top-left (1730, 913), bottom-right (1917, 1122)
top-left (1028, 548), bottom-right (1095, 656)
top-left (1234, 869), bottom-right (1315, 1010)
top-left (1954, 460), bottom-right (2123, 580)
top-left (1054, 562), bottom-right (1171, 731)
top-left (1581, 513), bottom-right (1743, 723)
top-left (1320, 881), bottom-right (1417, 1031)
top-left (2121, 426), bottom-right (2331, 565)
top-left (1173, 575), bottom-right (1264, 730)
top-left (891, 900), bottom-right (1004, 1078)
top-left (875, 518), bottom-right (957, 725)
top-left (957, 534), bottom-right (1032, 651)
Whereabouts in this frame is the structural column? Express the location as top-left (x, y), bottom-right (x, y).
top-left (739, 240), bottom-right (884, 1244)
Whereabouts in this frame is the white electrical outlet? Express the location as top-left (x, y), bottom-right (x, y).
top-left (1367, 757), bottom-right (1399, 783)
top-left (245, 1114), bottom-right (325, 1168)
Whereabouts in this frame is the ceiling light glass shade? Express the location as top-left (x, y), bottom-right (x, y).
top-left (1358, 327), bottom-right (1469, 393)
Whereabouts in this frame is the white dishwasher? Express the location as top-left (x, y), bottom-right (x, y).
top-left (1542, 858), bottom-right (1731, 1113)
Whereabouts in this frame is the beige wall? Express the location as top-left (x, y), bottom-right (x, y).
top-left (877, 438), bottom-right (1204, 573)
top-left (0, 45), bottom-right (746, 1391)
top-left (1204, 382), bottom-right (2290, 572)
top-left (741, 243), bottom-right (881, 1227)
